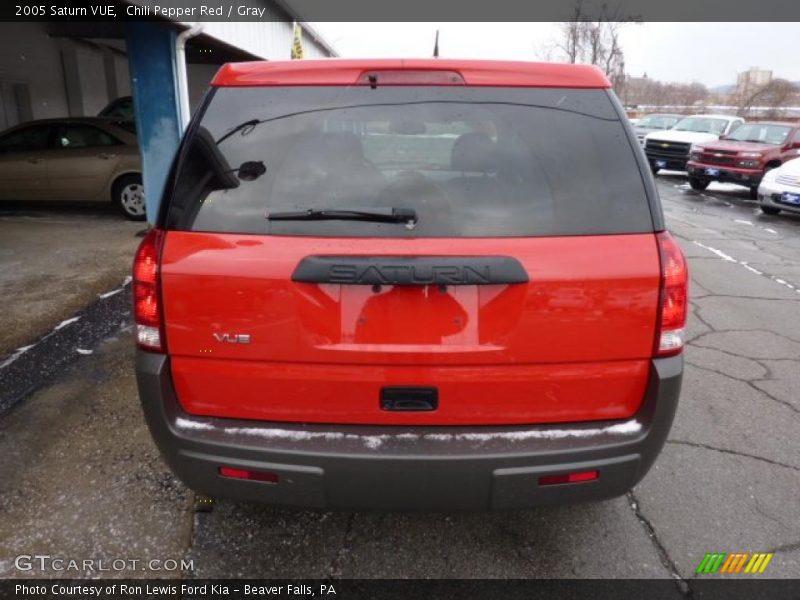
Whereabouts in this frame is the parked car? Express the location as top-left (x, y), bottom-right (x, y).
top-left (98, 96), bottom-right (134, 123)
top-left (134, 59), bottom-right (687, 510)
top-left (645, 114), bottom-right (745, 173)
top-left (633, 113), bottom-right (682, 145)
top-left (0, 117), bottom-right (144, 220)
top-left (757, 157), bottom-right (800, 215)
top-left (686, 122), bottom-right (800, 198)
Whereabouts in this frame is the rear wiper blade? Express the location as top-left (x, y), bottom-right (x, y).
top-left (266, 207), bottom-right (417, 226)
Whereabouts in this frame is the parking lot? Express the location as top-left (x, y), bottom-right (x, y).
top-left (0, 176), bottom-right (799, 588)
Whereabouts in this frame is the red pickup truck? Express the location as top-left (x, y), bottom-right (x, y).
top-left (687, 122), bottom-right (800, 198)
top-left (134, 59), bottom-right (686, 510)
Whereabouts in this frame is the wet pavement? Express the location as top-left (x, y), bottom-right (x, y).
top-left (0, 178), bottom-right (798, 589)
top-left (0, 202), bottom-right (142, 358)
top-left (0, 335), bottom-right (193, 579)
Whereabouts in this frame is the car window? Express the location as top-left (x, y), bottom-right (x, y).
top-left (726, 120), bottom-right (742, 134)
top-left (99, 98), bottom-right (134, 121)
top-left (166, 86), bottom-right (653, 238)
top-left (58, 125), bottom-right (120, 149)
top-left (639, 115), bottom-right (678, 129)
top-left (110, 120), bottom-right (137, 135)
top-left (673, 117), bottom-right (728, 135)
top-left (726, 123), bottom-right (792, 145)
top-left (0, 125), bottom-right (54, 152)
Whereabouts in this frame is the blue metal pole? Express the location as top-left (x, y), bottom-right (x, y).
top-left (126, 23), bottom-right (182, 225)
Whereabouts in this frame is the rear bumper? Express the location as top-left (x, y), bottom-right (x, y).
top-left (758, 180), bottom-right (800, 214)
top-left (135, 351), bottom-right (682, 511)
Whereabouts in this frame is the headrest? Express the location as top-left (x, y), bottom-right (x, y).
top-left (450, 132), bottom-right (497, 172)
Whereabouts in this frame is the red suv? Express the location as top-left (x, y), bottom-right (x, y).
top-left (134, 59), bottom-right (687, 510)
top-left (687, 122), bottom-right (800, 198)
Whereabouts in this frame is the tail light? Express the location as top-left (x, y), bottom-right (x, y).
top-left (539, 470), bottom-right (599, 486)
top-left (655, 231), bottom-right (688, 357)
top-left (133, 229), bottom-right (166, 352)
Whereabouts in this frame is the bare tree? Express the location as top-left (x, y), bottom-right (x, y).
top-left (548, 0), bottom-right (640, 97)
top-left (556, 4), bottom-right (587, 64)
top-left (621, 76), bottom-right (708, 109)
top-left (736, 79), bottom-right (798, 117)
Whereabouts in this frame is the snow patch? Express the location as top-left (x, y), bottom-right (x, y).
top-left (99, 276), bottom-right (132, 298)
top-left (174, 417), bottom-right (642, 449)
top-left (75, 348), bottom-right (93, 355)
top-left (54, 316), bottom-right (80, 331)
top-left (174, 417), bottom-right (214, 431)
top-left (362, 435), bottom-right (389, 449)
top-left (709, 182), bottom-right (744, 193)
top-left (733, 219), bottom-right (753, 226)
top-left (444, 420), bottom-right (641, 442)
top-left (0, 344), bottom-right (35, 369)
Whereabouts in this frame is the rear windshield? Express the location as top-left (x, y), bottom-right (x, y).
top-left (165, 86), bottom-right (653, 237)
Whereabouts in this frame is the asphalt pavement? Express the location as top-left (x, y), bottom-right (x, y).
top-left (0, 177), bottom-right (798, 590)
top-left (0, 202), bottom-right (142, 358)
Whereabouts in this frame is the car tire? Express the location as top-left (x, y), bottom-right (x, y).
top-left (689, 177), bottom-right (709, 191)
top-left (650, 163), bottom-right (660, 175)
top-left (749, 186), bottom-right (760, 200)
top-left (761, 206), bottom-right (781, 215)
top-left (114, 174), bottom-right (146, 221)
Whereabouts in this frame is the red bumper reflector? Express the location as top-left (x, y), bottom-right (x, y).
top-left (219, 466), bottom-right (279, 483)
top-left (538, 470), bottom-right (599, 486)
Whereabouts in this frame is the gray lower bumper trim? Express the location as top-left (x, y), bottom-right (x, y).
top-left (136, 351), bottom-right (682, 510)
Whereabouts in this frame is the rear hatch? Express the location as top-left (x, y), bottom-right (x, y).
top-left (158, 75), bottom-right (661, 426)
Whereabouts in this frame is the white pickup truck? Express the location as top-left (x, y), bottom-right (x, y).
top-left (644, 114), bottom-right (745, 173)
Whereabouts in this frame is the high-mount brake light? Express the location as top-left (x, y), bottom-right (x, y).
top-left (357, 70), bottom-right (465, 86)
top-left (133, 229), bottom-right (166, 352)
top-left (655, 231), bottom-right (688, 357)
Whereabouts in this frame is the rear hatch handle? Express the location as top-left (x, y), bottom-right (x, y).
top-left (380, 387), bottom-right (438, 412)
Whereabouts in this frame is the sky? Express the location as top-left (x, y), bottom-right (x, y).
top-left (312, 22), bottom-right (800, 88)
